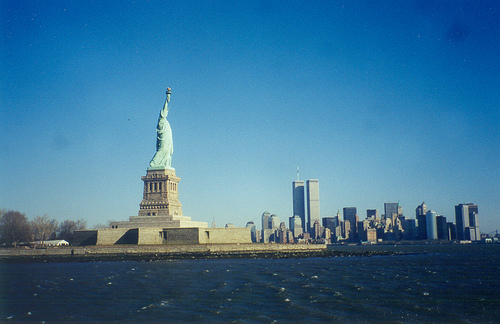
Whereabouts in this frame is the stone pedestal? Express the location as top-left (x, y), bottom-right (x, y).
top-left (109, 167), bottom-right (208, 230)
top-left (139, 168), bottom-right (183, 216)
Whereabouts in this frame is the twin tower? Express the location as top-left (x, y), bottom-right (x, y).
top-left (292, 178), bottom-right (320, 234)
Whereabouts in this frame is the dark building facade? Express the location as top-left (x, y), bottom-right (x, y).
top-left (416, 202), bottom-right (427, 240)
top-left (343, 207), bottom-right (358, 242)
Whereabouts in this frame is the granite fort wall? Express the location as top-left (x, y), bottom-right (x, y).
top-left (138, 228), bottom-right (164, 245)
top-left (199, 228), bottom-right (252, 244)
top-left (96, 228), bottom-right (135, 245)
top-left (70, 227), bottom-right (267, 246)
top-left (163, 228), bottom-right (200, 244)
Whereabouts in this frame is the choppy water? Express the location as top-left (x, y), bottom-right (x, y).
top-left (1, 244), bottom-right (499, 323)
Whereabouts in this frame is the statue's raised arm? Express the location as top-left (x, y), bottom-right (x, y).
top-left (148, 88), bottom-right (174, 170)
top-left (166, 87), bottom-right (171, 103)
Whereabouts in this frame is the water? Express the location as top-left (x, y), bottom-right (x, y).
top-left (1, 244), bottom-right (499, 323)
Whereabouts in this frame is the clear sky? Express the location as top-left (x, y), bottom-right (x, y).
top-left (1, 1), bottom-right (499, 233)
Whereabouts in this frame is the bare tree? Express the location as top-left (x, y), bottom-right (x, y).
top-left (0, 210), bottom-right (32, 246)
top-left (58, 218), bottom-right (87, 241)
top-left (92, 220), bottom-right (112, 229)
top-left (31, 215), bottom-right (58, 243)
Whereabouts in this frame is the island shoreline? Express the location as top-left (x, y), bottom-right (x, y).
top-left (0, 244), bottom-right (409, 263)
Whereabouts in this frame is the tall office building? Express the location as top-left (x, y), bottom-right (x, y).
top-left (468, 204), bottom-right (480, 240)
top-left (322, 216), bottom-right (339, 231)
top-left (246, 221), bottom-right (257, 243)
top-left (343, 207), bottom-right (357, 241)
top-left (366, 209), bottom-right (379, 220)
top-left (289, 215), bottom-right (303, 238)
top-left (262, 211), bottom-right (271, 231)
top-left (384, 203), bottom-right (399, 222)
top-left (455, 204), bottom-right (470, 240)
top-left (306, 179), bottom-right (320, 234)
top-left (436, 215), bottom-right (448, 240)
top-left (426, 210), bottom-right (438, 240)
top-left (455, 203), bottom-right (479, 240)
top-left (403, 218), bottom-right (417, 240)
top-left (269, 214), bottom-right (280, 230)
top-left (292, 180), bottom-right (306, 232)
top-left (261, 211), bottom-right (272, 243)
top-left (343, 207), bottom-right (357, 225)
top-left (416, 202), bottom-right (427, 240)
top-left (469, 212), bottom-right (480, 240)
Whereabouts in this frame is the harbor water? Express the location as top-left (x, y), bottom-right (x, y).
top-left (1, 244), bottom-right (499, 323)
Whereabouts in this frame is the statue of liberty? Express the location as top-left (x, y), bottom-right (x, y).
top-left (149, 88), bottom-right (174, 170)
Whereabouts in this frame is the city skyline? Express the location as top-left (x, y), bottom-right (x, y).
top-left (1, 1), bottom-right (498, 233)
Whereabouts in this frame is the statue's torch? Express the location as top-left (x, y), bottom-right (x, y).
top-left (166, 87), bottom-right (172, 102)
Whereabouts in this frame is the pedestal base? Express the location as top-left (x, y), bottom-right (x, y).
top-left (110, 215), bottom-right (208, 229)
top-left (139, 168), bottom-right (183, 216)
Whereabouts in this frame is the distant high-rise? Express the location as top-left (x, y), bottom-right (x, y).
top-left (403, 218), bottom-right (417, 240)
top-left (468, 204), bottom-right (480, 240)
top-left (343, 207), bottom-right (357, 241)
top-left (416, 202), bottom-right (427, 240)
top-left (269, 214), bottom-right (280, 230)
top-left (343, 207), bottom-right (357, 225)
top-left (262, 211), bottom-right (271, 231)
top-left (384, 203), bottom-right (399, 222)
top-left (447, 222), bottom-right (457, 240)
top-left (455, 203), bottom-right (479, 241)
top-left (306, 179), bottom-right (320, 233)
top-left (436, 215), bottom-right (448, 240)
top-left (322, 216), bottom-right (339, 231)
top-left (313, 220), bottom-right (322, 240)
top-left (455, 204), bottom-right (470, 240)
top-left (292, 180), bottom-right (306, 232)
top-left (426, 210), bottom-right (438, 240)
top-left (469, 212), bottom-right (480, 240)
top-left (366, 209), bottom-right (379, 220)
top-left (289, 215), bottom-right (303, 238)
top-left (246, 221), bottom-right (257, 243)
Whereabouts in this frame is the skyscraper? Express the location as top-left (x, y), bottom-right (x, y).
top-left (455, 204), bottom-right (470, 240)
top-left (384, 203), bottom-right (399, 222)
top-left (343, 207), bottom-right (357, 241)
top-left (322, 216), bottom-right (339, 231)
top-left (469, 212), bottom-right (480, 240)
top-left (246, 221), bottom-right (257, 242)
top-left (262, 211), bottom-right (271, 230)
top-left (306, 179), bottom-right (320, 234)
top-left (426, 210), bottom-right (438, 240)
top-left (269, 214), bottom-right (280, 230)
top-left (289, 215), bottom-right (303, 238)
top-left (416, 202), bottom-right (427, 240)
top-left (343, 207), bottom-right (357, 225)
top-left (436, 215), bottom-right (448, 240)
top-left (467, 204), bottom-right (480, 240)
top-left (292, 180), bottom-right (306, 232)
top-left (455, 203), bottom-right (480, 241)
top-left (366, 209), bottom-right (379, 220)
top-left (261, 211), bottom-right (272, 243)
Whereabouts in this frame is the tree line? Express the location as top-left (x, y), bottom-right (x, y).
top-left (0, 209), bottom-right (89, 246)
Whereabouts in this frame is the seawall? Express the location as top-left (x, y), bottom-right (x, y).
top-left (0, 244), bottom-right (333, 263)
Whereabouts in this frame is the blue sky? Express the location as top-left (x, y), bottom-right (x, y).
top-left (1, 1), bottom-right (498, 233)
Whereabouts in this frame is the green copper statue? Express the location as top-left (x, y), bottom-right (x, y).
top-left (149, 88), bottom-right (174, 170)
